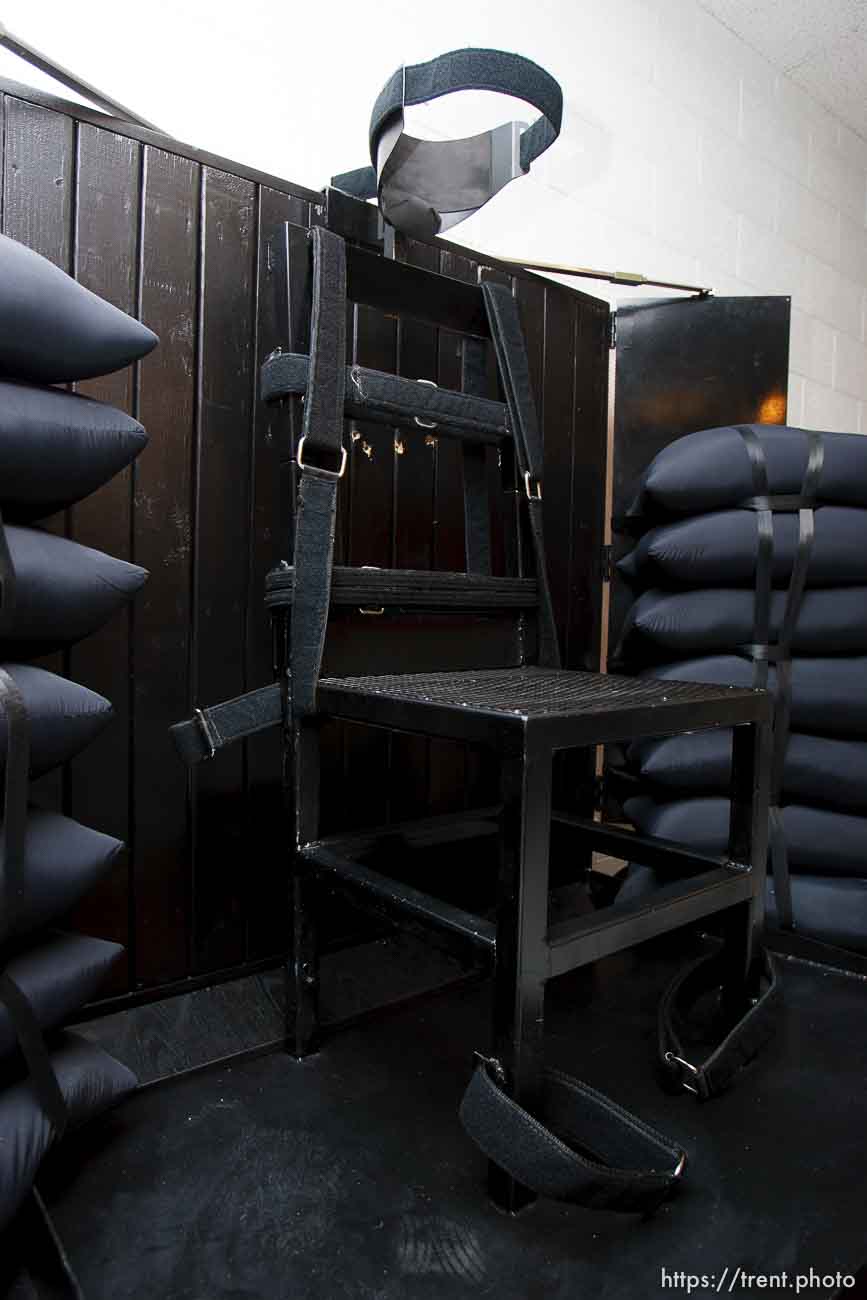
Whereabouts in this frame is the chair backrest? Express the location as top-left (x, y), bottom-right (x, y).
top-left (264, 222), bottom-right (559, 681)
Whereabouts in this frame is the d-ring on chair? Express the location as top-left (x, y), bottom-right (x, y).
top-left (172, 224), bottom-right (776, 1216)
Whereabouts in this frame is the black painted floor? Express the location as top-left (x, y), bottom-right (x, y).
top-left (39, 942), bottom-right (867, 1300)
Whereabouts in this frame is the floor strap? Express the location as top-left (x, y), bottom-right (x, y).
top-left (658, 946), bottom-right (779, 1099)
top-left (460, 1062), bottom-right (685, 1213)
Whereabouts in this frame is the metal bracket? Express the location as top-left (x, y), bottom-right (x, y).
top-left (193, 708), bottom-right (219, 762)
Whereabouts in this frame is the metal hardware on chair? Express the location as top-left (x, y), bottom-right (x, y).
top-left (193, 708), bottom-right (218, 761)
top-left (664, 1052), bottom-right (701, 1096)
top-left (413, 378), bottom-right (439, 430)
top-left (296, 434), bottom-right (348, 479)
top-left (524, 471), bottom-right (542, 500)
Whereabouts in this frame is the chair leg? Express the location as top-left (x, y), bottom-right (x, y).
top-left (285, 717), bottom-right (321, 1058)
top-left (488, 739), bottom-right (552, 1214)
top-left (721, 719), bottom-right (772, 1020)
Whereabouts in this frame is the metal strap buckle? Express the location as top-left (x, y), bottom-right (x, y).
top-left (414, 378), bottom-right (438, 430)
top-left (664, 1051), bottom-right (700, 1096)
top-left (194, 707), bottom-right (219, 761)
top-left (472, 1051), bottom-right (506, 1085)
top-left (296, 434), bottom-right (348, 479)
top-left (524, 471), bottom-right (542, 500)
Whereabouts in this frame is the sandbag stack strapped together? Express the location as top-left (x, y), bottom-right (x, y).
top-left (614, 423), bottom-right (867, 952)
top-left (0, 232), bottom-right (157, 1234)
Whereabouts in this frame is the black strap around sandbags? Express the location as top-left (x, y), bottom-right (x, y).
top-left (481, 281), bottom-right (561, 667)
top-left (0, 667), bottom-right (69, 1135)
top-left (735, 427), bottom-right (825, 930)
top-left (332, 48), bottom-right (562, 240)
top-left (461, 941), bottom-right (776, 1210)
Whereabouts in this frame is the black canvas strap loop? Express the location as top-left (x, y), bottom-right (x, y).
top-left (658, 946), bottom-right (779, 1100)
top-left (332, 48), bottom-right (562, 239)
top-left (481, 280), bottom-right (561, 667)
top-left (460, 1062), bottom-right (685, 1213)
top-left (290, 227), bottom-right (347, 719)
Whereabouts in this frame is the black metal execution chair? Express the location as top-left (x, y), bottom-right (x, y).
top-left (172, 224), bottom-right (776, 1216)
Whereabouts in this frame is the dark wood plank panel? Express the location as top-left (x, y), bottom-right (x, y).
top-left (245, 189), bottom-right (310, 962)
top-left (133, 146), bottom-right (199, 987)
top-left (1, 96), bottom-right (74, 266)
top-left (191, 167), bottom-right (257, 973)
top-left (65, 124), bottom-right (142, 990)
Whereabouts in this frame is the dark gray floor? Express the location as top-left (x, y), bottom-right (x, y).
top-left (37, 938), bottom-right (867, 1300)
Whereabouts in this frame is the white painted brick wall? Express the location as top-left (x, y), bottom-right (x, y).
top-left (3, 0), bottom-right (866, 431)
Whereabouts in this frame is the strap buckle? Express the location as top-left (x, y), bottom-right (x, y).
top-left (524, 471), bottom-right (542, 500)
top-left (194, 707), bottom-right (219, 761)
top-left (472, 1050), bottom-right (506, 1085)
top-left (413, 378), bottom-right (438, 430)
top-left (296, 435), bottom-right (348, 479)
top-left (664, 1051), bottom-right (700, 1096)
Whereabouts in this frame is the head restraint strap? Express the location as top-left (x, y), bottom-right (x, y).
top-left (331, 48), bottom-right (562, 239)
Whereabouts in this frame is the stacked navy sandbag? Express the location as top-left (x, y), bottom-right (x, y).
top-left (614, 423), bottom-right (867, 953)
top-left (0, 232), bottom-right (156, 1234)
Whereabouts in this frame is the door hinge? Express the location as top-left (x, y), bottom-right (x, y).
top-left (601, 544), bottom-right (614, 583)
top-left (608, 314), bottom-right (617, 349)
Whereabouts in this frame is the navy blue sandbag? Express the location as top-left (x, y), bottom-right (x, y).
top-left (0, 233), bottom-right (157, 384)
top-left (0, 664), bottom-right (112, 778)
top-left (619, 507), bottom-right (867, 588)
top-left (620, 587), bottom-right (867, 658)
top-left (617, 864), bottom-right (867, 952)
top-left (624, 424), bottom-right (867, 526)
top-left (0, 381), bottom-right (148, 522)
top-left (767, 874), bottom-right (867, 951)
top-left (627, 730), bottom-right (867, 813)
top-left (624, 793), bottom-right (867, 878)
top-left (3, 809), bottom-right (122, 934)
top-left (0, 527), bottom-right (148, 656)
top-left (0, 934), bottom-right (122, 1062)
top-left (643, 656), bottom-right (867, 736)
top-left (0, 1032), bottom-right (137, 1231)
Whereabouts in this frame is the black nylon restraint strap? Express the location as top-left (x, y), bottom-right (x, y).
top-left (290, 227), bottom-right (347, 719)
top-left (481, 281), bottom-right (560, 667)
top-left (460, 1062), bottom-right (685, 1212)
top-left (0, 667), bottom-right (69, 1135)
top-left (658, 946), bottom-right (779, 1100)
top-left (169, 683), bottom-right (283, 766)
top-left (733, 428), bottom-right (824, 930)
top-left (261, 352), bottom-right (509, 443)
